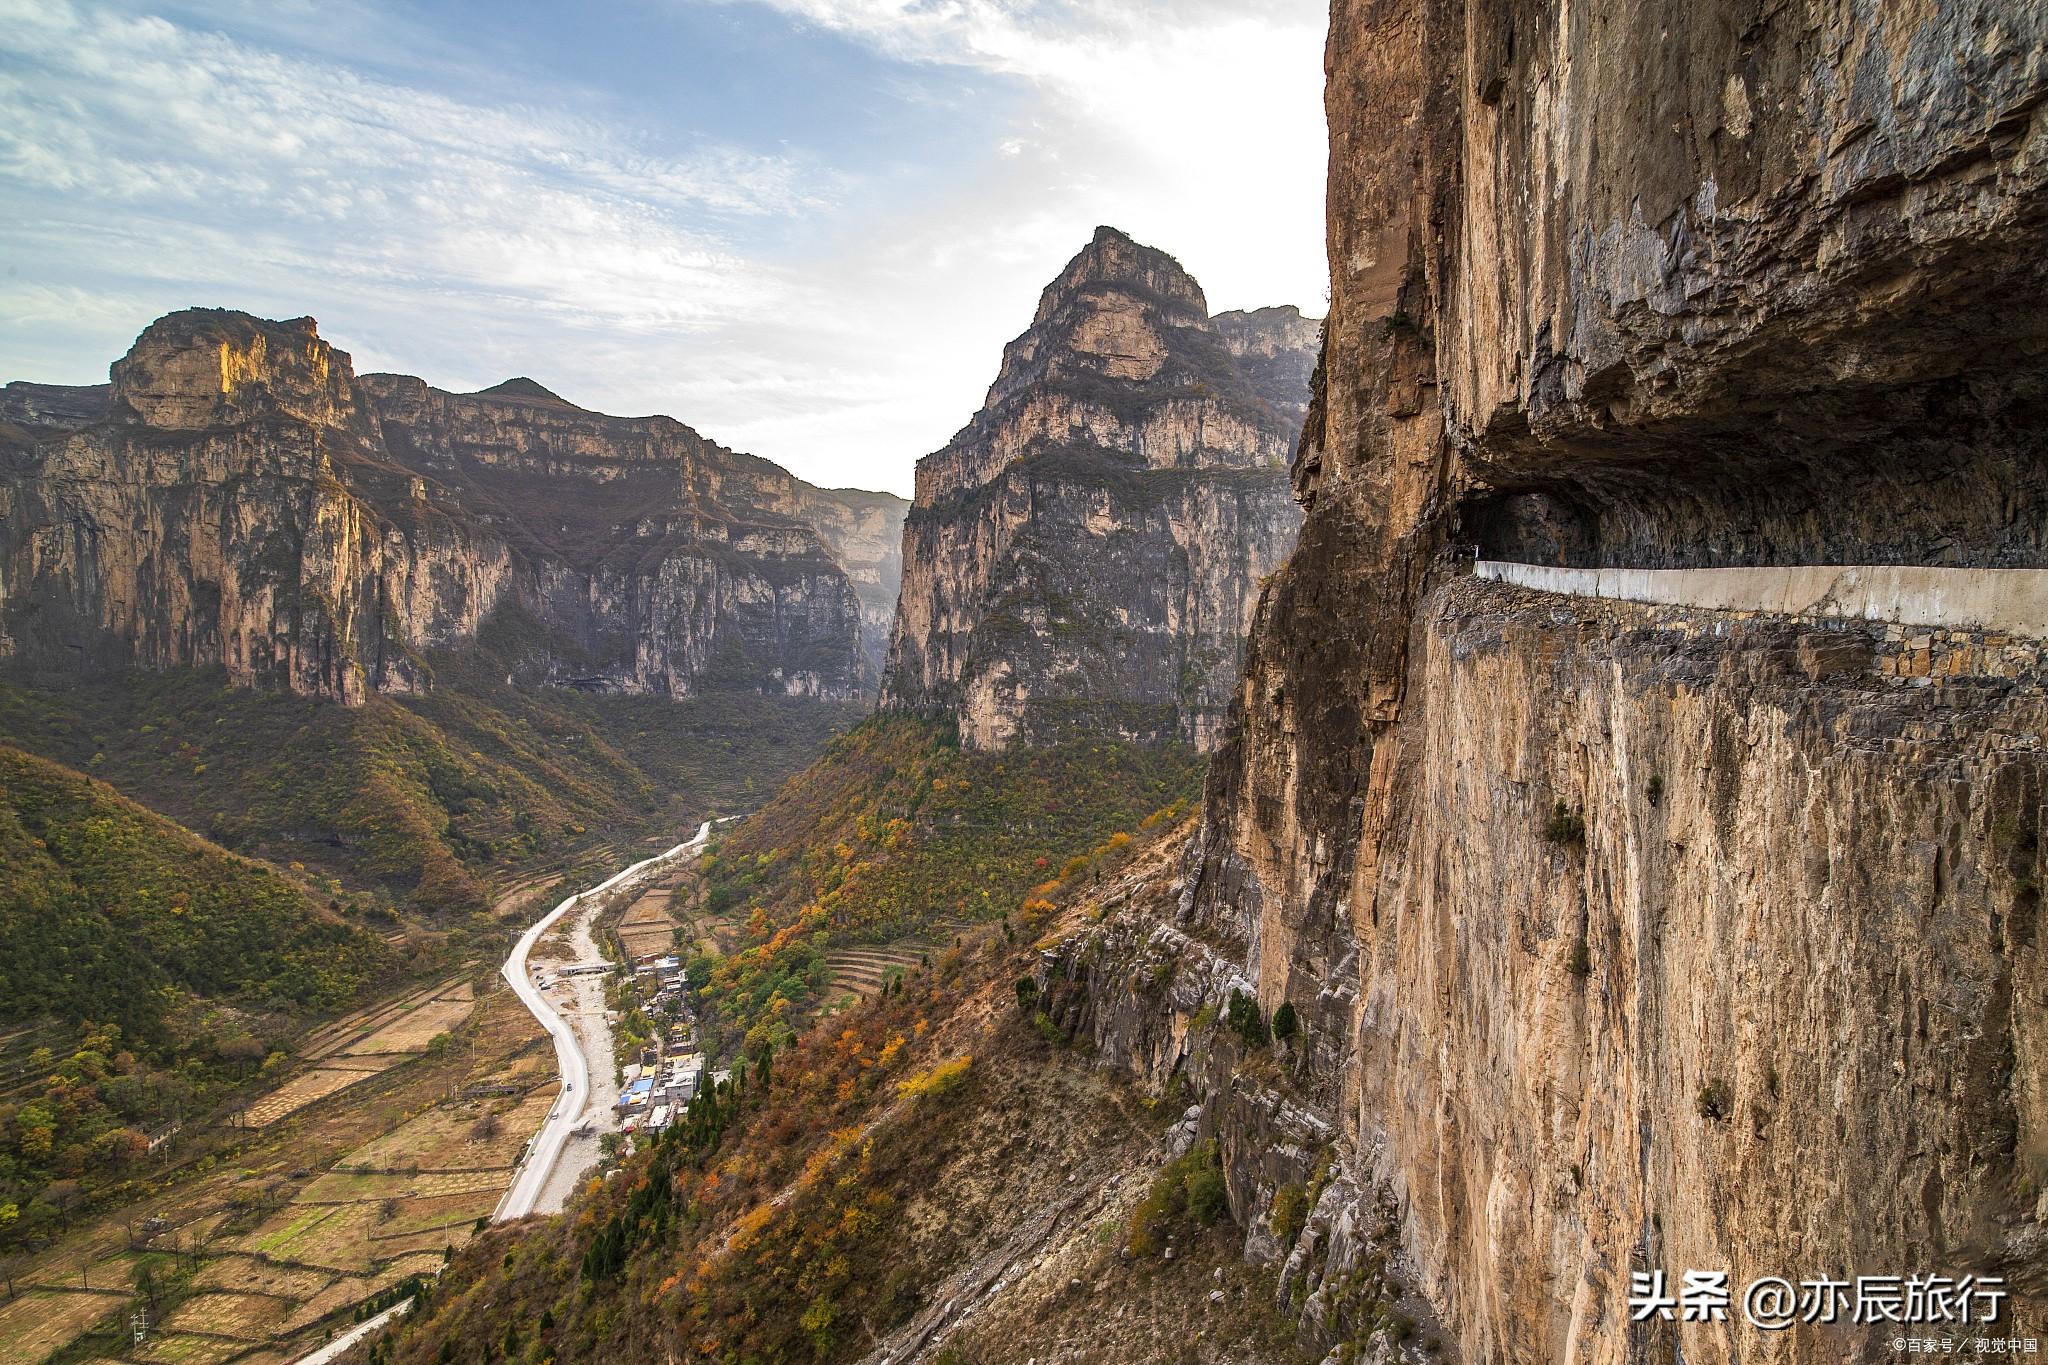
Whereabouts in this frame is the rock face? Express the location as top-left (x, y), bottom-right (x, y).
top-left (0, 381), bottom-right (111, 434)
top-left (0, 310), bottom-right (907, 702)
top-left (881, 228), bottom-right (1312, 751)
top-left (1049, 3), bottom-right (2048, 1361)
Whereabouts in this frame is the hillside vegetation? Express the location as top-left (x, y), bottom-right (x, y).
top-left (687, 716), bottom-right (1203, 1056)
top-left (0, 746), bottom-right (400, 1250)
top-left (0, 665), bottom-right (863, 924)
top-left (364, 823), bottom-right (1316, 1365)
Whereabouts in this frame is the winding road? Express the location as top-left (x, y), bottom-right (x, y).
top-left (492, 821), bottom-right (714, 1222)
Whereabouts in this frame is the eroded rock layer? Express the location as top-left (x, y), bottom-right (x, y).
top-left (1050, 2), bottom-right (2047, 1361)
top-left (882, 228), bottom-right (1314, 750)
top-left (0, 310), bottom-right (907, 702)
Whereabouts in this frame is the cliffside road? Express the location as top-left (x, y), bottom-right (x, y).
top-left (1475, 561), bottom-right (2048, 638)
top-left (493, 822), bottom-right (713, 1222)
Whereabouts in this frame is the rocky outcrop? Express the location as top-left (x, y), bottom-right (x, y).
top-left (0, 381), bottom-right (110, 435)
top-left (0, 310), bottom-right (907, 702)
top-left (1211, 306), bottom-right (1320, 436)
top-left (1052, 2), bottom-right (2048, 1361)
top-left (882, 228), bottom-right (1313, 750)
top-left (751, 482), bottom-right (906, 685)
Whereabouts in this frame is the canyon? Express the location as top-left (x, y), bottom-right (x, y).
top-left (6, 0), bottom-right (2046, 1360)
top-left (0, 311), bottom-right (906, 704)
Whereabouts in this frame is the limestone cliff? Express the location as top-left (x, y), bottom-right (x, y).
top-left (1044, 3), bottom-right (2048, 1362)
top-left (882, 228), bottom-right (1313, 751)
top-left (0, 310), bottom-right (907, 703)
top-left (0, 380), bottom-right (110, 435)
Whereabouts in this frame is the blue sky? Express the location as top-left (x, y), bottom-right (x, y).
top-left (0, 0), bottom-right (1328, 495)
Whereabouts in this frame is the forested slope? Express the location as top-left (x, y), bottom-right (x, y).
top-left (0, 746), bottom-right (399, 1245)
top-left (686, 716), bottom-right (1203, 1057)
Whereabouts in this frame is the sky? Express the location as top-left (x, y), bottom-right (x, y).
top-left (0, 0), bottom-right (1329, 496)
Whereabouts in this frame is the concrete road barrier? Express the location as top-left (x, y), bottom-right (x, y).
top-left (1474, 562), bottom-right (2047, 638)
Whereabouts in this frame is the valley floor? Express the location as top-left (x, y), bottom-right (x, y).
top-left (525, 905), bottom-right (617, 1218)
top-left (0, 976), bottom-right (552, 1365)
top-left (0, 837), bottom-right (716, 1365)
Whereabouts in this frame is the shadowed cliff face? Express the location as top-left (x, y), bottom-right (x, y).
top-left (882, 227), bottom-right (1315, 751)
top-left (0, 309), bottom-right (907, 702)
top-left (1031, 3), bottom-right (2048, 1361)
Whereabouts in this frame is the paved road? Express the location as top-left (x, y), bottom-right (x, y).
top-left (288, 1298), bottom-right (412, 1365)
top-left (530, 896), bottom-right (623, 1214)
top-left (1474, 560), bottom-right (2048, 637)
top-left (493, 822), bottom-right (713, 1222)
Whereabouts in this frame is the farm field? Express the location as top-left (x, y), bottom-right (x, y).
top-left (237, 976), bottom-right (482, 1129)
top-left (347, 986), bottom-right (473, 1055)
top-left (334, 1088), bottom-right (554, 1173)
top-left (613, 881), bottom-right (681, 961)
top-left (161, 1290), bottom-right (286, 1341)
top-left (296, 978), bottom-right (473, 1063)
top-left (130, 1334), bottom-right (247, 1365)
top-left (822, 919), bottom-right (976, 999)
top-left (1, 975), bottom-right (550, 1365)
top-left (0, 1289), bottom-right (129, 1365)
top-left (190, 1258), bottom-right (335, 1300)
top-left (239, 1062), bottom-right (397, 1128)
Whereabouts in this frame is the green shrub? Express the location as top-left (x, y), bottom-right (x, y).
top-left (1226, 988), bottom-right (1268, 1047)
top-left (1272, 1001), bottom-right (1300, 1044)
top-left (1127, 1141), bottom-right (1233, 1255)
top-left (1186, 1165), bottom-right (1230, 1226)
top-left (1034, 1011), bottom-right (1065, 1047)
top-left (1543, 802), bottom-right (1587, 846)
top-left (1270, 1181), bottom-right (1310, 1246)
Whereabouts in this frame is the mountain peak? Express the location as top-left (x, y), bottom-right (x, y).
top-left (473, 376), bottom-right (571, 405)
top-left (112, 308), bottom-right (355, 432)
top-left (1034, 228), bottom-right (1207, 326)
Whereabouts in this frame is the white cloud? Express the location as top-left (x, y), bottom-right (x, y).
top-left (0, 0), bottom-right (812, 332)
top-left (0, 0), bottom-right (1326, 495)
top-left (727, 0), bottom-right (1329, 311)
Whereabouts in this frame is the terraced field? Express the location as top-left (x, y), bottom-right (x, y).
top-left (238, 978), bottom-right (483, 1128)
top-left (0, 1289), bottom-right (129, 1365)
top-left (160, 1290), bottom-right (286, 1342)
top-left (613, 880), bottom-right (682, 962)
top-left (677, 908), bottom-right (740, 957)
top-left (189, 1258), bottom-right (336, 1301)
top-left (130, 1332), bottom-right (246, 1365)
top-left (822, 921), bottom-right (980, 999)
top-left (240, 1063), bottom-right (397, 1128)
top-left (3, 974), bottom-right (551, 1365)
top-left (335, 1088), bottom-right (553, 1173)
top-left (297, 979), bottom-right (473, 1062)
top-left (491, 871), bottom-right (564, 922)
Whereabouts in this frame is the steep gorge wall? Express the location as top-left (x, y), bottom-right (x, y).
top-left (883, 228), bottom-right (1312, 751)
top-left (0, 314), bottom-right (509, 702)
top-left (1343, 581), bottom-right (2045, 1362)
top-left (0, 311), bottom-right (906, 702)
top-left (1054, 2), bottom-right (2048, 1361)
top-left (361, 372), bottom-right (893, 697)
